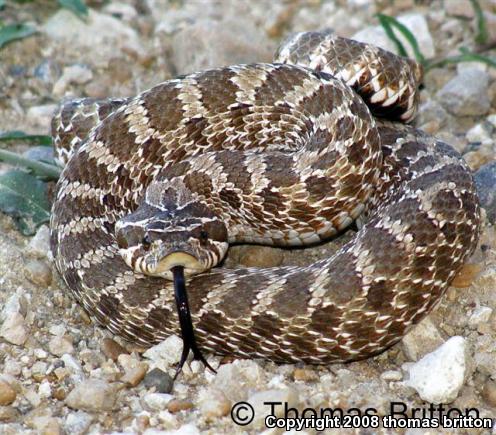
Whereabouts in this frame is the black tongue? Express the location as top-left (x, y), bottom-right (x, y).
top-left (171, 265), bottom-right (216, 378)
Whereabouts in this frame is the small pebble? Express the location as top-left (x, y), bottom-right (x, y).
top-left (0, 312), bottom-right (29, 345)
top-left (25, 225), bottom-right (51, 259)
top-left (0, 406), bottom-right (20, 422)
top-left (65, 379), bottom-right (119, 412)
top-left (0, 379), bottom-right (17, 405)
top-left (24, 258), bottom-right (53, 287)
top-left (142, 368), bottom-right (174, 393)
top-left (101, 338), bottom-right (128, 361)
top-left (142, 393), bottom-right (173, 411)
top-left (142, 335), bottom-right (183, 367)
top-left (121, 364), bottom-right (148, 387)
top-left (167, 398), bottom-right (194, 413)
top-left (199, 388), bottom-right (231, 421)
top-left (293, 368), bottom-right (319, 382)
top-left (468, 306), bottom-right (493, 329)
top-left (49, 335), bottom-right (74, 356)
top-left (64, 411), bottom-right (93, 435)
top-left (381, 370), bottom-right (403, 381)
top-left (401, 317), bottom-right (444, 361)
top-left (26, 104), bottom-right (58, 127)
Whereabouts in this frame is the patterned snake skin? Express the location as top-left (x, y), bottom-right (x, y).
top-left (50, 32), bottom-right (481, 364)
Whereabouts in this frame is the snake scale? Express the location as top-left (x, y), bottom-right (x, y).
top-left (50, 31), bottom-right (481, 365)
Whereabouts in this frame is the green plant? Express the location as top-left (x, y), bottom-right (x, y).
top-left (0, 0), bottom-right (88, 50)
top-left (377, 1), bottom-right (496, 71)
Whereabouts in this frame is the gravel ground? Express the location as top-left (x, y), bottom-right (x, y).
top-left (0, 0), bottom-right (496, 434)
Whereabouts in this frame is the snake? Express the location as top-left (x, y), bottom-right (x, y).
top-left (49, 31), bottom-right (481, 367)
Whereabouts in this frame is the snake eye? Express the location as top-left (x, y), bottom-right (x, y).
top-left (199, 230), bottom-right (209, 244)
top-left (142, 233), bottom-right (152, 251)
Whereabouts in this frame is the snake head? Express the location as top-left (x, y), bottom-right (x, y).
top-left (115, 201), bottom-right (228, 280)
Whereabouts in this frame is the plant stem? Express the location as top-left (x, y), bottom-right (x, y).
top-left (0, 149), bottom-right (61, 179)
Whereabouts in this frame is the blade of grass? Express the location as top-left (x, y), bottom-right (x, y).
top-left (426, 47), bottom-right (496, 70)
top-left (469, 0), bottom-right (488, 45)
top-left (0, 149), bottom-right (61, 180)
top-left (0, 131), bottom-right (52, 146)
top-left (0, 23), bottom-right (36, 50)
top-left (377, 14), bottom-right (426, 63)
top-left (377, 13), bottom-right (408, 57)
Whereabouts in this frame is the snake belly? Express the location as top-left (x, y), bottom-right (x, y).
top-left (49, 32), bottom-right (481, 364)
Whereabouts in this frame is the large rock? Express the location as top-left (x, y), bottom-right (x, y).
top-left (170, 18), bottom-right (272, 74)
top-left (42, 10), bottom-right (143, 61)
top-left (437, 68), bottom-right (491, 117)
top-left (352, 13), bottom-right (435, 58)
top-left (404, 336), bottom-right (469, 404)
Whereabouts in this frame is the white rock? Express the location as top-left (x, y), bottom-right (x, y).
top-left (142, 393), bottom-right (173, 411)
top-left (466, 123), bottom-right (493, 145)
top-left (404, 336), bottom-right (469, 403)
top-left (0, 312), bottom-right (29, 345)
top-left (53, 65), bottom-right (93, 96)
top-left (65, 379), bottom-right (118, 411)
top-left (34, 348), bottom-right (48, 359)
top-left (26, 104), bottom-right (58, 128)
top-left (212, 360), bottom-right (266, 402)
top-left (49, 335), bottom-right (74, 356)
top-left (64, 411), bottom-right (93, 435)
top-left (142, 335), bottom-right (183, 368)
top-left (43, 9), bottom-right (143, 57)
top-left (198, 388), bottom-right (231, 420)
top-left (61, 353), bottom-right (85, 383)
top-left (353, 13), bottom-right (435, 58)
top-left (24, 388), bottom-right (41, 407)
top-left (468, 306), bottom-right (493, 328)
top-left (25, 225), bottom-right (51, 259)
top-left (170, 17), bottom-right (272, 74)
top-left (38, 380), bottom-right (52, 399)
top-left (381, 370), bottom-right (403, 381)
top-left (49, 323), bottom-right (67, 336)
top-left (1, 292), bottom-right (28, 321)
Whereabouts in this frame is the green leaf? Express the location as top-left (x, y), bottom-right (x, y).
top-left (469, 0), bottom-right (488, 45)
top-left (0, 0), bottom-right (5, 9)
top-left (0, 131), bottom-right (52, 146)
top-left (0, 148), bottom-right (61, 180)
top-left (0, 170), bottom-right (50, 235)
top-left (377, 14), bottom-right (426, 64)
top-left (57, 0), bottom-right (88, 19)
top-left (0, 23), bottom-right (36, 50)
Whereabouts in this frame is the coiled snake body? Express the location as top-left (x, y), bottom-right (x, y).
top-left (50, 32), bottom-right (481, 364)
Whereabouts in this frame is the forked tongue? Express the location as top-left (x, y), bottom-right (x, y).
top-left (171, 265), bottom-right (216, 378)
